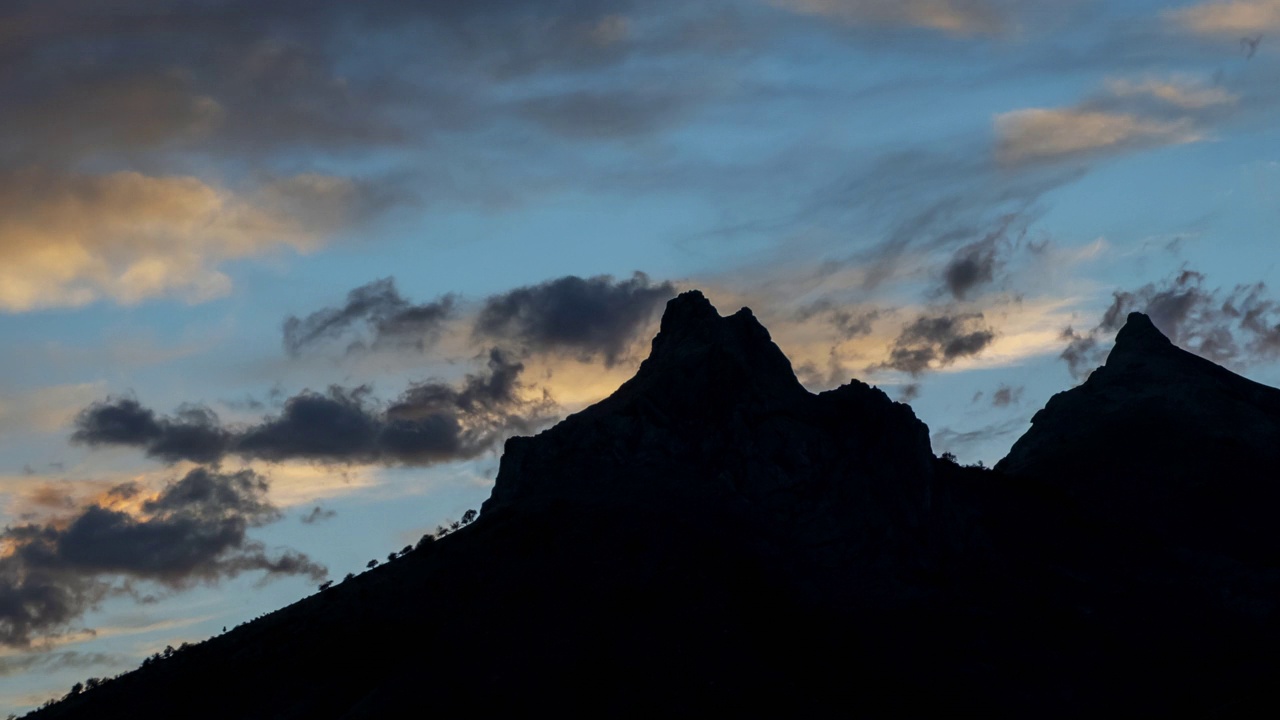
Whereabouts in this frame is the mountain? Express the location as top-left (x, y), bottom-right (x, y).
top-left (997, 311), bottom-right (1280, 562)
top-left (26, 299), bottom-right (1280, 719)
top-left (484, 291), bottom-right (935, 580)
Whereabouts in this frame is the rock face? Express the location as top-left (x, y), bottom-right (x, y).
top-left (997, 312), bottom-right (1280, 560)
top-left (484, 290), bottom-right (935, 571)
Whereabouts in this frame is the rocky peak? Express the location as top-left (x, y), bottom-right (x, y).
top-left (1101, 312), bottom-right (1175, 372)
top-left (1111, 311), bottom-right (1171, 353)
top-left (634, 290), bottom-right (805, 406)
top-left (482, 291), bottom-right (935, 571)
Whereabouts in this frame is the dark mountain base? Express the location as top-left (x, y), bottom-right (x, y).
top-left (32, 460), bottom-right (1280, 719)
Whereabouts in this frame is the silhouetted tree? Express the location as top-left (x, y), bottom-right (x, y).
top-left (163, 645), bottom-right (174, 659)
top-left (85, 677), bottom-right (101, 690)
top-left (69, 682), bottom-right (83, 696)
top-left (450, 520), bottom-right (461, 531)
top-left (367, 559), bottom-right (379, 569)
top-left (416, 534), bottom-right (436, 550)
top-left (387, 552), bottom-right (397, 563)
top-left (344, 572), bottom-right (355, 582)
top-left (319, 580), bottom-right (333, 591)
top-left (401, 544), bottom-right (413, 556)
top-left (461, 509), bottom-right (477, 525)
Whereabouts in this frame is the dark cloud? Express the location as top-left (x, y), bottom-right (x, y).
top-left (990, 384), bottom-right (1024, 407)
top-left (237, 386), bottom-right (381, 463)
top-left (938, 215), bottom-right (1021, 300)
top-left (0, 468), bottom-right (322, 646)
top-left (283, 278), bottom-right (455, 357)
top-left (475, 273), bottom-right (677, 366)
top-left (1059, 268), bottom-right (1280, 378)
top-left (899, 384), bottom-right (921, 402)
top-left (76, 350), bottom-right (554, 467)
top-left (71, 398), bottom-right (232, 465)
top-left (241, 349), bottom-right (545, 465)
top-left (795, 301), bottom-right (880, 339)
top-left (300, 507), bottom-right (336, 525)
top-left (1059, 326), bottom-right (1102, 380)
top-left (0, 0), bottom-right (656, 170)
top-left (874, 313), bottom-right (996, 376)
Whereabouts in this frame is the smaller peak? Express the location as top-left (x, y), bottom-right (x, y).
top-left (1106, 312), bottom-right (1173, 366)
top-left (1114, 312), bottom-right (1171, 346)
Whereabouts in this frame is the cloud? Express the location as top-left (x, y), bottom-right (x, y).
top-left (932, 417), bottom-right (1026, 457)
top-left (990, 384), bottom-right (1024, 407)
top-left (0, 1), bottom-right (646, 169)
top-left (474, 273), bottom-right (677, 367)
top-left (899, 383), bottom-right (922, 402)
top-left (994, 74), bottom-right (1237, 167)
top-left (936, 213), bottom-right (1025, 300)
top-left (1168, 0), bottom-right (1280, 35)
top-left (995, 109), bottom-right (1200, 166)
top-left (0, 468), bottom-right (322, 646)
top-left (0, 650), bottom-right (122, 678)
top-left (771, 0), bottom-right (1011, 36)
top-left (300, 506), bottom-right (336, 524)
top-left (874, 312), bottom-right (996, 376)
top-left (72, 398), bottom-right (232, 465)
top-left (1105, 77), bottom-right (1239, 109)
top-left (74, 350), bottom-right (555, 467)
top-left (282, 278), bottom-right (456, 357)
top-left (810, 143), bottom-right (1080, 292)
top-left (1059, 326), bottom-right (1103, 379)
top-left (1058, 267), bottom-right (1280, 377)
top-left (794, 301), bottom-right (880, 339)
top-left (0, 169), bottom-right (358, 312)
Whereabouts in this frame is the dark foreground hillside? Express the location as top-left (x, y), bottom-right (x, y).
top-left (29, 293), bottom-right (1280, 718)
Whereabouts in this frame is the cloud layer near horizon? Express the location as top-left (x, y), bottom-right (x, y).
top-left (0, 468), bottom-right (323, 646)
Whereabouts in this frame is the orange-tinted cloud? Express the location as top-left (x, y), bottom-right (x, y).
top-left (0, 169), bottom-right (356, 312)
top-left (1168, 0), bottom-right (1280, 35)
top-left (995, 108), bottom-right (1200, 166)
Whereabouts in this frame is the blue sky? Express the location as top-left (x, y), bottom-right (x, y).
top-left (2, 0), bottom-right (1279, 711)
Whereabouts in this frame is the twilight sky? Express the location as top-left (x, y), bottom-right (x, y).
top-left (2, 0), bottom-right (1279, 711)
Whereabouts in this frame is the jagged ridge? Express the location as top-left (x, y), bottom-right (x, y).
top-left (484, 290), bottom-right (935, 572)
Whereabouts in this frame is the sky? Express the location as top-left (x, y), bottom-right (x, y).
top-left (1, 0), bottom-right (1279, 712)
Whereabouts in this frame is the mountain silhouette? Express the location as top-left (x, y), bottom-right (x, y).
top-left (998, 311), bottom-right (1280, 562)
top-left (26, 299), bottom-right (1280, 718)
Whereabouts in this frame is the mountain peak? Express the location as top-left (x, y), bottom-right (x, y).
top-left (482, 288), bottom-right (933, 539)
top-left (641, 291), bottom-right (800, 396)
top-left (659, 289), bottom-right (719, 329)
top-left (1107, 312), bottom-right (1172, 364)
